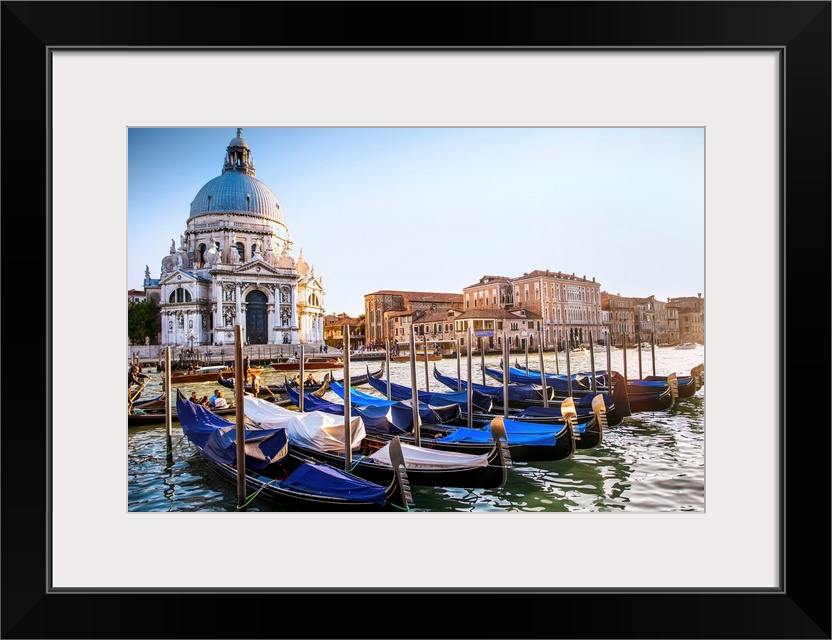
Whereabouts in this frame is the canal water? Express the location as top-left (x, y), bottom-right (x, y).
top-left (127, 344), bottom-right (705, 513)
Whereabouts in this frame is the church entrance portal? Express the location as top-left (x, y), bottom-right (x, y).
top-left (246, 291), bottom-right (268, 344)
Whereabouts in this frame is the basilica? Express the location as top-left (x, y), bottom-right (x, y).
top-left (142, 129), bottom-right (325, 347)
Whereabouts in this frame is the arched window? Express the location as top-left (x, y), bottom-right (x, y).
top-left (198, 243), bottom-right (206, 266)
top-left (168, 287), bottom-right (192, 303)
top-left (235, 242), bottom-right (245, 262)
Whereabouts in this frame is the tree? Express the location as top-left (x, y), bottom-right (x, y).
top-left (128, 298), bottom-right (161, 345)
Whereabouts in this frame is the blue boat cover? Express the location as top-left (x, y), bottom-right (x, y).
top-left (283, 384), bottom-right (345, 415)
top-left (500, 366), bottom-right (600, 391)
top-left (328, 381), bottom-right (399, 406)
top-left (281, 461), bottom-right (387, 505)
top-left (501, 417), bottom-right (574, 436)
top-left (438, 427), bottom-right (559, 448)
top-left (432, 368), bottom-right (544, 402)
top-left (288, 383), bottom-right (462, 434)
top-left (176, 394), bottom-right (288, 471)
top-left (365, 371), bottom-right (494, 413)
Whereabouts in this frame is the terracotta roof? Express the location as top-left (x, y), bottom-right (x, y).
top-left (365, 290), bottom-right (463, 303)
top-left (412, 310), bottom-right (452, 324)
top-left (513, 269), bottom-right (597, 283)
top-left (324, 314), bottom-right (363, 327)
top-left (464, 275), bottom-right (513, 288)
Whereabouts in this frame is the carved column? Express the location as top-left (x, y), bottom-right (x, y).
top-left (215, 278), bottom-right (223, 344)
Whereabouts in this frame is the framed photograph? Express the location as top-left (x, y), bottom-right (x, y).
top-left (3, 2), bottom-right (829, 638)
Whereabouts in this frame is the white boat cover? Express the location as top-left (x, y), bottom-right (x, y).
top-left (244, 396), bottom-right (365, 453)
top-left (369, 441), bottom-right (489, 469)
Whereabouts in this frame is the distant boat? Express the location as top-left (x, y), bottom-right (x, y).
top-left (128, 398), bottom-right (237, 427)
top-left (675, 342), bottom-right (697, 350)
top-left (391, 351), bottom-right (442, 363)
top-left (271, 357), bottom-right (343, 372)
top-left (391, 339), bottom-right (455, 361)
top-left (165, 364), bottom-right (235, 384)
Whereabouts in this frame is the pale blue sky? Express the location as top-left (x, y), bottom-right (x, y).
top-left (128, 127), bottom-right (704, 316)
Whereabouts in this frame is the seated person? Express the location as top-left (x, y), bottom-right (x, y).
top-left (189, 391), bottom-right (201, 404)
top-left (212, 391), bottom-right (229, 409)
top-left (305, 373), bottom-right (316, 386)
top-left (208, 390), bottom-right (220, 408)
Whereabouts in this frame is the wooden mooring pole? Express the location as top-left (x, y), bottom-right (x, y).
top-left (502, 332), bottom-right (509, 418)
top-left (298, 344), bottom-right (305, 412)
top-left (637, 331), bottom-right (643, 380)
top-left (565, 328), bottom-right (573, 397)
top-left (588, 330), bottom-right (597, 393)
top-left (164, 347), bottom-right (172, 451)
top-left (537, 333), bottom-right (549, 408)
top-left (423, 334), bottom-right (430, 392)
top-left (466, 326), bottom-right (473, 429)
top-left (385, 339), bottom-right (391, 401)
top-left (234, 326), bottom-right (246, 509)
top-left (651, 331), bottom-right (657, 376)
top-left (409, 325), bottom-right (420, 447)
top-left (343, 325), bottom-right (352, 469)
top-left (455, 338), bottom-right (462, 392)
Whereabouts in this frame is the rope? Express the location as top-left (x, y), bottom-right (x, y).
top-left (236, 478), bottom-right (277, 510)
top-left (169, 435), bottom-right (187, 451)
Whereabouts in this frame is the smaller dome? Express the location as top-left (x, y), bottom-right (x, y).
top-left (229, 135), bottom-right (249, 149)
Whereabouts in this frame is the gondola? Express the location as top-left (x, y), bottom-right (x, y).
top-left (366, 365), bottom-right (550, 409)
top-left (270, 357), bottom-right (344, 372)
top-left (128, 401), bottom-right (237, 427)
top-left (430, 366), bottom-right (633, 420)
top-left (642, 366), bottom-right (702, 398)
top-left (218, 363), bottom-right (386, 398)
top-left (289, 382), bottom-right (581, 462)
top-left (218, 373), bottom-right (324, 397)
top-left (414, 391), bottom-right (605, 453)
top-left (244, 394), bottom-right (512, 489)
top-left (509, 361), bottom-right (692, 402)
top-left (174, 389), bottom-right (413, 511)
top-left (293, 382), bottom-right (465, 430)
top-left (328, 361), bottom-right (385, 386)
top-left (329, 377), bottom-right (607, 446)
top-left (345, 369), bottom-right (494, 413)
top-left (162, 365), bottom-right (235, 384)
top-left (391, 352), bottom-right (442, 363)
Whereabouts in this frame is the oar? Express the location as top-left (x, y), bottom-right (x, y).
top-left (251, 372), bottom-right (279, 401)
top-left (129, 377), bottom-right (149, 403)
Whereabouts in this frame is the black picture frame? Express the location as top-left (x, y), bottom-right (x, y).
top-left (2, 2), bottom-right (829, 638)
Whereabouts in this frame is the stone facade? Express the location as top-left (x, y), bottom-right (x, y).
top-left (142, 129), bottom-right (325, 347)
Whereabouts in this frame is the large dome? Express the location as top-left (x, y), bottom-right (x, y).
top-left (189, 172), bottom-right (284, 222)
